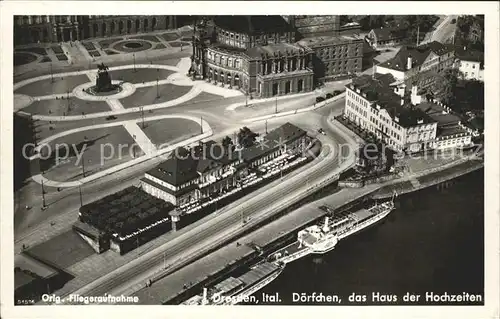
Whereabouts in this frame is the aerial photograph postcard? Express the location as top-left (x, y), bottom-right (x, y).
top-left (1, 2), bottom-right (499, 319)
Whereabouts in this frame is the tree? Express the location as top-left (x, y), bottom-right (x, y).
top-left (354, 142), bottom-right (389, 176)
top-left (237, 127), bottom-right (258, 148)
top-left (222, 136), bottom-right (233, 149)
top-left (431, 68), bottom-right (464, 105)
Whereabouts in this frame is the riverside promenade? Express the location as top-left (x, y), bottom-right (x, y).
top-left (131, 118), bottom-right (484, 305)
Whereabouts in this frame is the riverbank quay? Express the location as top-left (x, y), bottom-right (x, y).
top-left (133, 154), bottom-right (483, 304)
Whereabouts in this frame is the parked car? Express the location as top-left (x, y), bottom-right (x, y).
top-left (326, 93), bottom-right (333, 99)
top-left (316, 96), bottom-right (325, 103)
top-left (451, 18), bottom-right (457, 24)
top-left (106, 115), bottom-right (117, 120)
top-left (333, 90), bottom-right (342, 96)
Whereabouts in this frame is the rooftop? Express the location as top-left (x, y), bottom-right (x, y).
top-left (369, 27), bottom-right (407, 42)
top-left (297, 34), bottom-right (363, 47)
top-left (79, 186), bottom-right (174, 235)
top-left (241, 122), bottom-right (307, 162)
top-left (214, 16), bottom-right (292, 35)
top-left (438, 126), bottom-right (469, 137)
top-left (377, 41), bottom-right (455, 72)
top-left (350, 74), bottom-right (436, 128)
top-left (416, 101), bottom-right (462, 126)
top-left (147, 141), bottom-right (239, 187)
top-left (454, 46), bottom-right (484, 64)
top-left (245, 42), bottom-right (307, 59)
top-left (209, 42), bottom-right (248, 54)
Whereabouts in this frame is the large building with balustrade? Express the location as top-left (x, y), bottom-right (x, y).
top-left (14, 15), bottom-right (177, 45)
top-left (192, 15), bottom-right (314, 97)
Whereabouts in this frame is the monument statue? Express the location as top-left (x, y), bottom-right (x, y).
top-left (95, 63), bottom-right (114, 92)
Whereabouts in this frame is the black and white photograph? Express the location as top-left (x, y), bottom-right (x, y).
top-left (1, 2), bottom-right (499, 319)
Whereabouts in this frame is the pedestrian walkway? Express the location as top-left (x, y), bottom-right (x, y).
top-left (106, 99), bottom-right (125, 111)
top-left (122, 121), bottom-right (157, 156)
top-left (30, 113), bottom-right (212, 188)
top-left (15, 58), bottom-right (243, 121)
top-left (226, 91), bottom-right (315, 111)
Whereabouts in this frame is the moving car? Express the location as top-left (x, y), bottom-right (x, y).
top-left (318, 128), bottom-right (326, 135)
top-left (106, 115), bottom-right (117, 120)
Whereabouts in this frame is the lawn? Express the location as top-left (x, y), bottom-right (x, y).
top-left (130, 35), bottom-right (160, 42)
top-left (21, 47), bottom-right (48, 56)
top-left (15, 74), bottom-right (89, 96)
top-left (14, 52), bottom-right (38, 66)
top-left (40, 125), bottom-right (136, 183)
top-left (98, 38), bottom-right (123, 49)
top-left (21, 99), bottom-right (110, 117)
top-left (160, 32), bottom-right (180, 41)
top-left (110, 68), bottom-right (175, 84)
top-left (112, 40), bottom-right (153, 53)
top-left (119, 84), bottom-right (192, 108)
top-left (26, 230), bottom-right (95, 269)
top-left (141, 117), bottom-right (201, 148)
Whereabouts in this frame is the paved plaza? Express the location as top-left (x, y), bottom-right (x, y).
top-left (15, 56), bottom-right (244, 189)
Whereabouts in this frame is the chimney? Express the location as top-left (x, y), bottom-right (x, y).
top-left (407, 56), bottom-right (412, 70)
top-left (411, 85), bottom-right (421, 105)
top-left (202, 287), bottom-right (208, 304)
top-left (322, 216), bottom-right (330, 233)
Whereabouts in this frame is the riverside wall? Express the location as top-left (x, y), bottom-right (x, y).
top-left (162, 157), bottom-right (483, 304)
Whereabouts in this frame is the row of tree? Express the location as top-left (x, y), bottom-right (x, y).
top-left (221, 126), bottom-right (259, 150)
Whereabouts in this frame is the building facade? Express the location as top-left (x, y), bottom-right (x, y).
top-left (141, 123), bottom-right (308, 206)
top-left (344, 74), bottom-right (437, 153)
top-left (298, 34), bottom-right (364, 83)
top-left (192, 16), bottom-right (314, 97)
top-left (343, 73), bottom-right (471, 153)
top-left (454, 46), bottom-right (484, 81)
top-left (14, 15), bottom-right (177, 45)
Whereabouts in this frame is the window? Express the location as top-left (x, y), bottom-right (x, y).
top-left (472, 64), bottom-right (476, 69)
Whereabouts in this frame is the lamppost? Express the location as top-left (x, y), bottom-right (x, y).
top-left (200, 116), bottom-right (203, 134)
top-left (275, 94), bottom-right (278, 114)
top-left (156, 69), bottom-right (160, 99)
top-left (41, 178), bottom-right (47, 209)
top-left (50, 62), bottom-right (54, 83)
top-left (79, 184), bottom-right (83, 207)
top-left (66, 89), bottom-right (70, 112)
top-left (140, 106), bottom-right (145, 129)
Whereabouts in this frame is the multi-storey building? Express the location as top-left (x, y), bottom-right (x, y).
top-left (140, 122), bottom-right (308, 205)
top-left (14, 15), bottom-right (177, 45)
top-left (287, 15), bottom-right (341, 39)
top-left (454, 46), bottom-right (484, 81)
top-left (343, 73), bottom-right (471, 153)
top-left (298, 34), bottom-right (364, 82)
top-left (192, 16), bottom-right (314, 97)
top-left (344, 73), bottom-right (437, 153)
top-left (365, 27), bottom-right (407, 49)
top-left (375, 41), bottom-right (455, 90)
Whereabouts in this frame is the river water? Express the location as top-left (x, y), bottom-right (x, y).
top-left (256, 169), bottom-right (484, 305)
